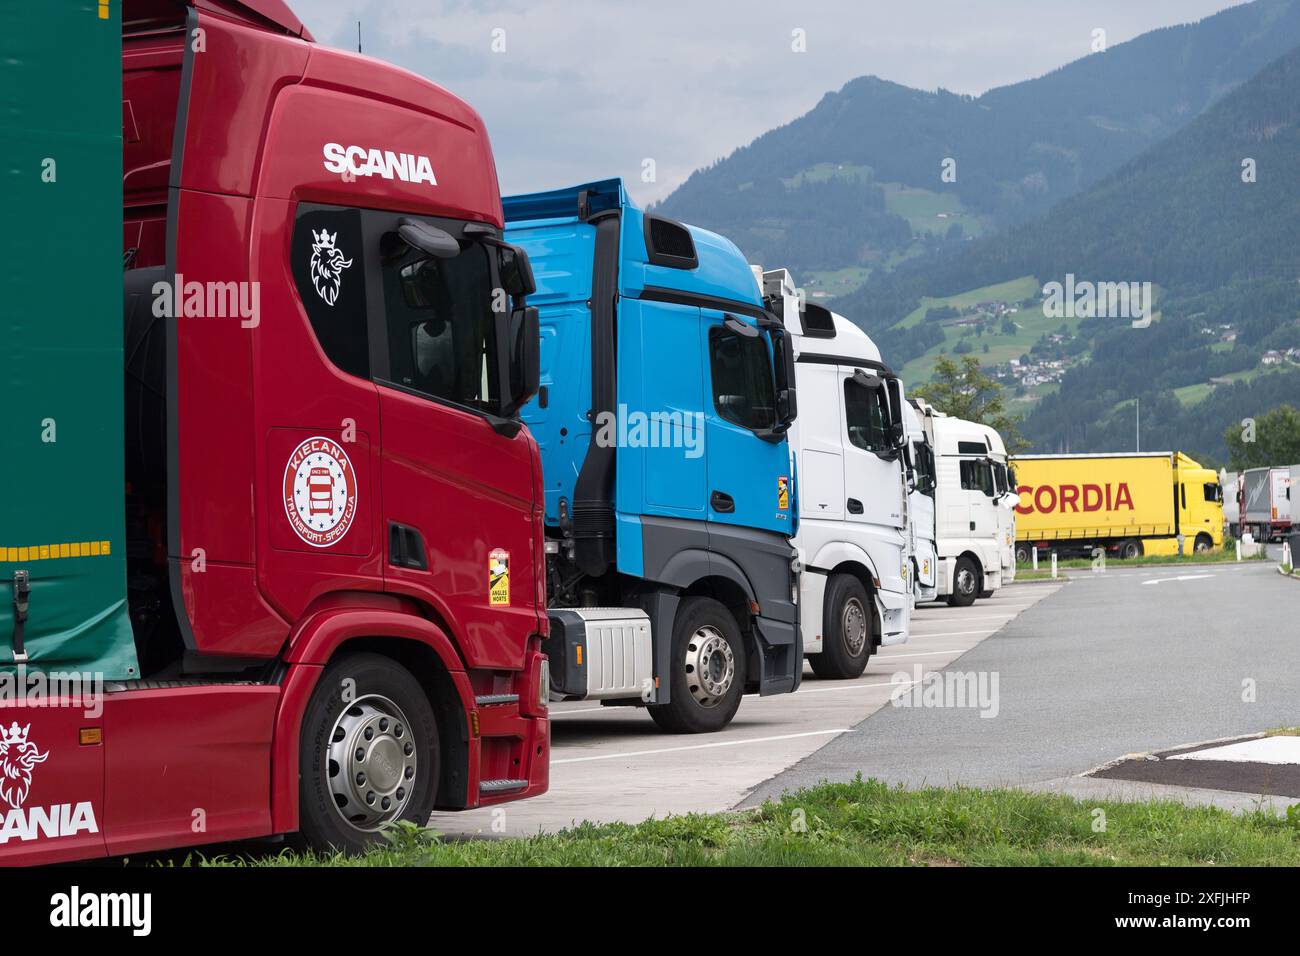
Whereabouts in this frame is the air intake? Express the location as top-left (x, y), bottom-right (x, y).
top-left (644, 215), bottom-right (698, 270)
top-left (800, 302), bottom-right (837, 338)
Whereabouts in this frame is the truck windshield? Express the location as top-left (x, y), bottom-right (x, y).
top-left (709, 324), bottom-right (776, 430)
top-left (381, 242), bottom-right (500, 412)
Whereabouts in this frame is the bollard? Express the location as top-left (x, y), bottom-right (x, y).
top-left (1284, 541), bottom-right (1293, 570)
top-left (1235, 539), bottom-right (1241, 562)
top-left (1031, 546), bottom-right (1038, 571)
top-left (1051, 552), bottom-right (1057, 579)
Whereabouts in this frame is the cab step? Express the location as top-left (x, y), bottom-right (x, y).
top-left (479, 778), bottom-right (528, 795)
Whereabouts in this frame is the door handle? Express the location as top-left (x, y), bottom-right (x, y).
top-left (711, 490), bottom-right (735, 513)
top-left (847, 498), bottom-right (864, 514)
top-left (388, 522), bottom-right (428, 570)
top-left (969, 521), bottom-right (976, 531)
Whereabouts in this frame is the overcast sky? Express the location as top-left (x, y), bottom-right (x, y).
top-left (298, 0), bottom-right (1247, 204)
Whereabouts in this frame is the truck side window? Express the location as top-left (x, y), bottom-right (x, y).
top-left (709, 325), bottom-right (775, 430)
top-left (1203, 482), bottom-right (1220, 503)
top-left (843, 378), bottom-right (889, 452)
top-left (960, 459), bottom-right (994, 495)
top-left (378, 241), bottom-right (499, 412)
top-left (292, 205), bottom-right (370, 379)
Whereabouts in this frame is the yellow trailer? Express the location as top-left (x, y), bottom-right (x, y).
top-left (1009, 452), bottom-right (1223, 560)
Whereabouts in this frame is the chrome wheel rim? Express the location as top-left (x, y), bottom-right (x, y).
top-left (684, 626), bottom-right (735, 707)
top-left (956, 567), bottom-right (976, 595)
top-left (841, 597), bottom-right (868, 657)
top-left (327, 694), bottom-right (417, 832)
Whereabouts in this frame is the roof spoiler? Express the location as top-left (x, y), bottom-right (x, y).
top-left (126, 1), bottom-right (314, 40)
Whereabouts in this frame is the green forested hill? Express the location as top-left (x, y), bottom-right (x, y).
top-left (834, 42), bottom-right (1300, 461)
top-left (655, 0), bottom-right (1300, 278)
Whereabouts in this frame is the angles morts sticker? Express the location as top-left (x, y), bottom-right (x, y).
top-left (283, 436), bottom-right (358, 548)
top-left (489, 549), bottom-right (510, 607)
top-left (778, 476), bottom-right (790, 511)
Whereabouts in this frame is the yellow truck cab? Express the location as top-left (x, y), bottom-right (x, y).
top-left (1011, 451), bottom-right (1224, 560)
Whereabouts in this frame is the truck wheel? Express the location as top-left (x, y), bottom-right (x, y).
top-left (946, 557), bottom-right (979, 607)
top-left (1118, 539), bottom-right (1143, 560)
top-left (298, 653), bottom-right (439, 855)
top-left (1194, 533), bottom-right (1213, 553)
top-left (1014, 543), bottom-right (1030, 565)
top-left (648, 597), bottom-right (746, 734)
top-left (809, 574), bottom-right (872, 680)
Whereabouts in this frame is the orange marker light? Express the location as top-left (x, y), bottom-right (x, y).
top-left (80, 728), bottom-right (102, 745)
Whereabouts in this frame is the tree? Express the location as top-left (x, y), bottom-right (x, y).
top-left (1222, 404), bottom-right (1300, 470)
top-left (912, 354), bottom-right (1030, 451)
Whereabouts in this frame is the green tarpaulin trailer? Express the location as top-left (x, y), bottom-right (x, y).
top-left (1, 3), bottom-right (139, 679)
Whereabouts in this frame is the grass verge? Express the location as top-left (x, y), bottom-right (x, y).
top-left (199, 777), bottom-right (1300, 867)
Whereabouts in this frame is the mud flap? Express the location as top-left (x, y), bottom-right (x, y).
top-left (752, 615), bottom-right (801, 696)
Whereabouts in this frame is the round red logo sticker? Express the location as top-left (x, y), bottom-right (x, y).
top-left (283, 436), bottom-right (358, 548)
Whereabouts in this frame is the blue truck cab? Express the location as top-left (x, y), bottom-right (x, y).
top-left (505, 179), bottom-right (801, 733)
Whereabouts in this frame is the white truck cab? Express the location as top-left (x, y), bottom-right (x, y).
top-left (908, 399), bottom-right (1011, 606)
top-left (760, 268), bottom-right (911, 678)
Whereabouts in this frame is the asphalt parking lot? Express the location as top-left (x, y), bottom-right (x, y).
top-left (745, 557), bottom-right (1299, 811)
top-left (431, 583), bottom-right (1061, 836)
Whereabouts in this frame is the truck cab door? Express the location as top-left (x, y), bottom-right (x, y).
top-left (839, 366), bottom-right (906, 594)
top-left (367, 211), bottom-right (541, 670)
top-left (701, 311), bottom-right (792, 534)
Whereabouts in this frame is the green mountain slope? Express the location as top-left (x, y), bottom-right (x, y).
top-left (836, 42), bottom-right (1300, 461)
top-left (655, 0), bottom-right (1300, 278)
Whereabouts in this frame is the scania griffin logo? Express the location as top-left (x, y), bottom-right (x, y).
top-left (309, 228), bottom-right (353, 307)
top-left (322, 142), bottom-right (438, 185)
top-left (0, 721), bottom-right (48, 812)
top-left (283, 437), bottom-right (359, 548)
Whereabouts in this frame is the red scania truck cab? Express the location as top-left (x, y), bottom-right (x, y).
top-left (0, 0), bottom-right (547, 864)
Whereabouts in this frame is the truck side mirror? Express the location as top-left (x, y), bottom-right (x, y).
top-left (497, 242), bottom-right (536, 298)
top-left (885, 377), bottom-right (906, 448)
top-left (501, 305), bottom-right (540, 418)
top-left (397, 218), bottom-right (461, 259)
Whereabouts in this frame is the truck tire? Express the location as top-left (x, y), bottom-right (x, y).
top-left (1014, 543), bottom-right (1030, 565)
top-left (648, 597), bottom-right (746, 734)
top-left (946, 556), bottom-right (979, 607)
top-left (809, 573), bottom-right (872, 680)
top-left (1194, 533), bottom-right (1213, 553)
top-left (1117, 539), bottom-right (1143, 560)
top-left (297, 652), bottom-right (440, 855)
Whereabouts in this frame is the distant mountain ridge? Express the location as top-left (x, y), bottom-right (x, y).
top-left (835, 40), bottom-right (1300, 461)
top-left (655, 0), bottom-right (1300, 277)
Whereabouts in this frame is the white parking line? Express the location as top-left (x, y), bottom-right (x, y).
top-left (877, 648), bottom-right (970, 659)
top-left (903, 629), bottom-right (1002, 638)
top-left (552, 728), bottom-right (852, 765)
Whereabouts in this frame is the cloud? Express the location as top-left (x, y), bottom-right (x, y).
top-left (296, 0), bottom-right (1246, 203)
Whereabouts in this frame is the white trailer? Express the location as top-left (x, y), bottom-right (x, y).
top-left (761, 268), bottom-right (911, 679)
top-left (909, 399), bottom-right (1014, 606)
top-left (1241, 466), bottom-right (1293, 541)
